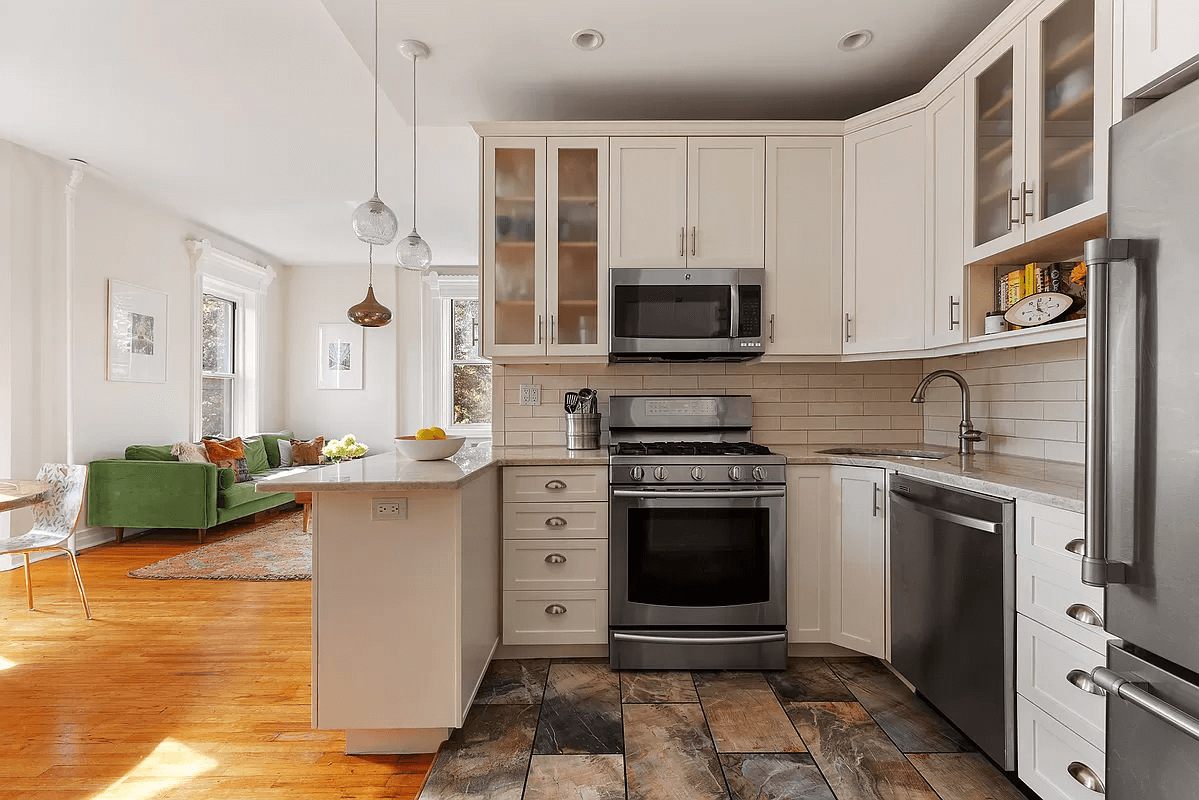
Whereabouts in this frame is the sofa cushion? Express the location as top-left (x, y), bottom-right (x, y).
top-left (220, 479), bottom-right (265, 509)
top-left (217, 467), bottom-right (236, 490)
top-left (277, 439), bottom-right (293, 467)
top-left (242, 437), bottom-right (271, 475)
top-left (259, 430), bottom-right (294, 468)
top-left (203, 437), bottom-right (244, 463)
top-left (291, 437), bottom-right (324, 466)
top-left (125, 444), bottom-right (176, 462)
top-left (171, 441), bottom-right (210, 463)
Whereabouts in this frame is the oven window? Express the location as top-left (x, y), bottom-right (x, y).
top-left (626, 507), bottom-right (769, 606)
top-left (613, 285), bottom-right (731, 339)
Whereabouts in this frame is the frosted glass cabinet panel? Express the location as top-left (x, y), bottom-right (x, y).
top-left (485, 139), bottom-right (546, 356)
top-left (547, 138), bottom-right (608, 355)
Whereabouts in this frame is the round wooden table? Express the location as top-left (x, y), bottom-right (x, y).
top-left (0, 480), bottom-right (50, 513)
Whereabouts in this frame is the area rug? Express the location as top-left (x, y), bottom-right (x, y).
top-left (128, 511), bottom-right (311, 581)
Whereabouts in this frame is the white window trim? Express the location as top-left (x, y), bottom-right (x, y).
top-left (421, 271), bottom-right (491, 438)
top-left (186, 239), bottom-right (275, 440)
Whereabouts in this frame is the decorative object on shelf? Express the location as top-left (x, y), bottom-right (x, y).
top-left (322, 434), bottom-right (368, 463)
top-left (985, 311), bottom-right (1009, 335)
top-left (346, 246), bottom-right (392, 329)
top-left (107, 279), bottom-right (167, 383)
top-left (350, 0), bottom-right (398, 247)
top-left (319, 322), bottom-right (365, 388)
top-left (1002, 261), bottom-right (1081, 328)
top-left (397, 39), bottom-right (433, 271)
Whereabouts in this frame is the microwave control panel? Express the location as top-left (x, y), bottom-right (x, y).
top-left (738, 285), bottom-right (762, 338)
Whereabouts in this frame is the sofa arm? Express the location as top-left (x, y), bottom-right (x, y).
top-left (87, 459), bottom-right (219, 530)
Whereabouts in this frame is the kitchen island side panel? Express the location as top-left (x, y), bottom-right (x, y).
top-left (458, 468), bottom-right (502, 720)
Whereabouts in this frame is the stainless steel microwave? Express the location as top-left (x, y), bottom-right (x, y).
top-left (609, 268), bottom-right (765, 361)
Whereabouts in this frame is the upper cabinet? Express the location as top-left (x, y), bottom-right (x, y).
top-left (765, 137), bottom-right (843, 355)
top-left (610, 137), bottom-right (765, 269)
top-left (965, 0), bottom-right (1112, 263)
top-left (1122, 0), bottom-right (1199, 97)
top-left (483, 136), bottom-right (609, 358)
top-left (925, 80), bottom-right (968, 349)
top-left (843, 110), bottom-right (927, 355)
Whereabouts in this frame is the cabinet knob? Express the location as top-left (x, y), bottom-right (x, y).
top-left (545, 480), bottom-right (567, 491)
top-left (1067, 762), bottom-right (1104, 794)
top-left (545, 516), bottom-right (568, 528)
top-left (545, 604), bottom-right (568, 615)
top-left (1066, 603), bottom-right (1104, 627)
top-left (545, 553), bottom-right (567, 564)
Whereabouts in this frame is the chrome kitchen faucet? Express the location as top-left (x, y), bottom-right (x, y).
top-left (910, 369), bottom-right (987, 456)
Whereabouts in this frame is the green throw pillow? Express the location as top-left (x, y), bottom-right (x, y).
top-left (125, 444), bottom-right (176, 462)
top-left (242, 437), bottom-right (271, 475)
top-left (258, 430), bottom-right (294, 468)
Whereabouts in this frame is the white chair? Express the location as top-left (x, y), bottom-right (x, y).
top-left (0, 463), bottom-right (91, 619)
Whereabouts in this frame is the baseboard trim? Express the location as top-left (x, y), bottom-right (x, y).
top-left (493, 643), bottom-right (608, 660)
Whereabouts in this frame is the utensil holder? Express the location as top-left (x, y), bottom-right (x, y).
top-left (565, 412), bottom-right (601, 450)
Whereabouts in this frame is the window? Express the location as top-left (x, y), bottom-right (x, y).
top-left (449, 299), bottom-right (491, 426)
top-left (423, 273), bottom-right (492, 436)
top-left (201, 294), bottom-right (236, 438)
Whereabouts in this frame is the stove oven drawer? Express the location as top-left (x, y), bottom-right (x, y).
top-left (503, 502), bottom-right (608, 540)
top-left (503, 590), bottom-right (608, 645)
top-left (503, 466), bottom-right (608, 503)
top-left (503, 538), bottom-right (608, 592)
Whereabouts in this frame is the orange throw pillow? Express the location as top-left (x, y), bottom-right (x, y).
top-left (291, 437), bottom-right (324, 466)
top-left (203, 437), bottom-right (245, 463)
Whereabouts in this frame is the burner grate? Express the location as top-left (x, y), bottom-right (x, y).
top-left (612, 441), bottom-right (773, 457)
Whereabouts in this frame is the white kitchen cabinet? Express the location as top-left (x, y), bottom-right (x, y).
top-left (965, 0), bottom-right (1112, 263)
top-left (1017, 695), bottom-right (1107, 800)
top-left (766, 137), bottom-right (843, 355)
top-left (1122, 0), bottom-right (1199, 97)
top-left (483, 137), bottom-right (608, 357)
top-left (925, 80), bottom-right (968, 348)
top-left (786, 466), bottom-right (832, 643)
top-left (843, 111), bottom-right (927, 355)
top-left (609, 136), bottom-right (764, 269)
top-left (829, 466), bottom-right (887, 657)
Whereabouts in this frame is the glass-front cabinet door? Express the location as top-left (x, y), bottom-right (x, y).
top-left (547, 137), bottom-right (608, 356)
top-left (1025, 0), bottom-right (1110, 241)
top-left (483, 138), bottom-right (547, 357)
top-left (965, 27), bottom-right (1027, 263)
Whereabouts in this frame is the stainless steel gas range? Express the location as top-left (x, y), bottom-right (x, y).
top-left (607, 395), bottom-right (787, 670)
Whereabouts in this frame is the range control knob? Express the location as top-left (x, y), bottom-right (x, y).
top-left (728, 465), bottom-right (743, 482)
top-left (629, 466), bottom-right (644, 482)
top-left (691, 466), bottom-right (705, 482)
top-left (752, 466), bottom-right (768, 482)
top-left (653, 466), bottom-right (670, 482)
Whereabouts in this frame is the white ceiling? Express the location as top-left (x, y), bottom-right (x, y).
top-left (0, 0), bottom-right (1011, 269)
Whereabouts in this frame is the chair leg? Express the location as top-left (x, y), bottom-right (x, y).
top-left (61, 549), bottom-right (92, 620)
top-left (22, 553), bottom-right (32, 610)
top-left (115, 527), bottom-right (124, 544)
top-left (303, 504), bottom-right (311, 533)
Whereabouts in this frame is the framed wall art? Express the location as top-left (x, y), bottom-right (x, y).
top-left (107, 279), bottom-right (168, 383)
top-left (317, 323), bottom-right (363, 389)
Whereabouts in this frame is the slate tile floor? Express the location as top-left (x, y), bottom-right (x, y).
top-left (418, 656), bottom-right (1028, 800)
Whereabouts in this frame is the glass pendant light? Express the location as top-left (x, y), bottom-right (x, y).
top-left (351, 0), bottom-right (398, 246)
top-left (398, 39), bottom-right (433, 271)
top-left (347, 245), bottom-right (393, 327)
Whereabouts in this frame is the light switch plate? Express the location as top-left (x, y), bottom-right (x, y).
top-left (372, 497), bottom-right (408, 520)
top-left (519, 384), bottom-right (541, 406)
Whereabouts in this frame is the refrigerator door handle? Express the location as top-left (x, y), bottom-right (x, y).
top-left (1092, 666), bottom-right (1199, 743)
top-left (1081, 238), bottom-right (1134, 587)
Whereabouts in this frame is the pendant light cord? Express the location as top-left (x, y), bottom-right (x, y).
top-left (368, 244), bottom-right (374, 287)
top-left (372, 0), bottom-right (379, 197)
top-left (411, 51), bottom-right (418, 230)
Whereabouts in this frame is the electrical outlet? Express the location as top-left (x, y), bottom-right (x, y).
top-left (519, 384), bottom-right (541, 406)
top-left (372, 497), bottom-right (408, 520)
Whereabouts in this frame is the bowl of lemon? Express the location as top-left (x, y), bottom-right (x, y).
top-left (394, 427), bottom-right (466, 461)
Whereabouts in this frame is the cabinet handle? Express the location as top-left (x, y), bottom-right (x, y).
top-left (544, 480), bottom-right (567, 491)
top-left (545, 516), bottom-right (568, 527)
top-left (679, 226), bottom-right (685, 258)
top-left (845, 312), bottom-right (852, 343)
top-left (1067, 669), bottom-right (1105, 696)
top-left (545, 603), bottom-right (568, 615)
top-left (1067, 762), bottom-right (1105, 794)
top-left (549, 314), bottom-right (556, 344)
top-left (1066, 603), bottom-right (1104, 627)
top-left (1008, 188), bottom-right (1021, 231)
top-left (949, 296), bottom-right (960, 329)
top-left (769, 314), bottom-right (775, 343)
top-left (1065, 538), bottom-right (1086, 556)
top-left (690, 226), bottom-right (697, 256)
top-left (873, 483), bottom-right (880, 517)
top-left (545, 553), bottom-right (567, 564)
top-left (537, 314), bottom-right (543, 344)
top-left (1024, 182), bottom-right (1036, 222)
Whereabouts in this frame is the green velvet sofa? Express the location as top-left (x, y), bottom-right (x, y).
top-left (87, 431), bottom-right (314, 543)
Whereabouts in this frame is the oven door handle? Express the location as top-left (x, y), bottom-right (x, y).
top-left (612, 632), bottom-right (787, 646)
top-left (612, 489), bottom-right (785, 499)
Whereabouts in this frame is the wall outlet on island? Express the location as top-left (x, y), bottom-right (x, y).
top-left (372, 497), bottom-right (408, 520)
top-left (520, 384), bottom-right (541, 406)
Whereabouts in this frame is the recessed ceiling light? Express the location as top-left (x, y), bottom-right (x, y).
top-left (838, 29), bottom-right (873, 52)
top-left (572, 29), bottom-right (604, 51)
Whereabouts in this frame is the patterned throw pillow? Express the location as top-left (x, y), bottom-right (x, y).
top-left (202, 437), bottom-right (245, 464)
top-left (212, 456), bottom-right (253, 483)
top-left (291, 437), bottom-right (324, 466)
top-left (171, 441), bottom-right (210, 463)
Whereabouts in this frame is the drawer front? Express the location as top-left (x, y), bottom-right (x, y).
top-left (503, 539), bottom-right (608, 591)
top-left (503, 466), bottom-right (609, 503)
top-left (1017, 695), bottom-right (1106, 800)
top-left (1016, 500), bottom-right (1085, 576)
top-left (503, 590), bottom-right (608, 645)
top-left (503, 502), bottom-right (609, 540)
top-left (1018, 556), bottom-right (1114, 654)
top-left (1017, 615), bottom-right (1107, 750)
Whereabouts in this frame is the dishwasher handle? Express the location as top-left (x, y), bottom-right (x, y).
top-left (890, 491), bottom-right (1003, 534)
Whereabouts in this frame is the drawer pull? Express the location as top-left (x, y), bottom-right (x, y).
top-left (545, 516), bottom-right (568, 528)
top-left (1065, 538), bottom-right (1086, 556)
top-left (545, 480), bottom-right (567, 491)
top-left (1067, 762), bottom-right (1105, 794)
top-left (1067, 669), bottom-right (1105, 696)
top-left (1067, 603), bottom-right (1104, 627)
top-left (545, 604), bottom-right (567, 615)
top-left (545, 553), bottom-right (567, 564)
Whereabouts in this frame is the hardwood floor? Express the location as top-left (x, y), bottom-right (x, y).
top-left (0, 514), bottom-right (434, 799)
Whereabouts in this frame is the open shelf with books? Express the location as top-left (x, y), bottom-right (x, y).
top-left (966, 258), bottom-right (1088, 343)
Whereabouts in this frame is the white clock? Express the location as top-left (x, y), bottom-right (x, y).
top-left (1003, 291), bottom-right (1076, 327)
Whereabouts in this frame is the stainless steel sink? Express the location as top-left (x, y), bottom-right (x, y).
top-left (817, 447), bottom-right (950, 461)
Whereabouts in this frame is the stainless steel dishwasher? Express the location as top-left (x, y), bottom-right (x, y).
top-left (889, 474), bottom-right (1016, 770)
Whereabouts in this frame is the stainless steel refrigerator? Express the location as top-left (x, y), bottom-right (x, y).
top-left (1083, 76), bottom-right (1199, 798)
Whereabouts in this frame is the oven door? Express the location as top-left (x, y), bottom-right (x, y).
top-left (609, 486), bottom-right (786, 628)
